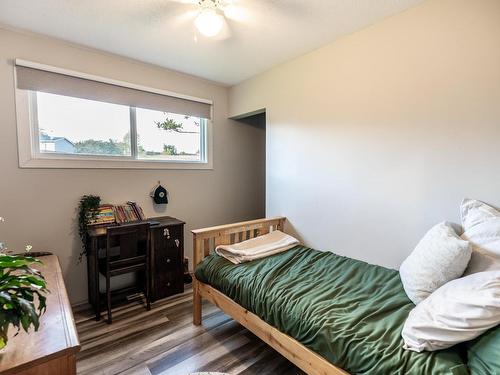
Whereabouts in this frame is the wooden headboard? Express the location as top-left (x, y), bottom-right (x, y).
top-left (191, 217), bottom-right (286, 268)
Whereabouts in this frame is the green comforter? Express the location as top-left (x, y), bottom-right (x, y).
top-left (195, 245), bottom-right (469, 375)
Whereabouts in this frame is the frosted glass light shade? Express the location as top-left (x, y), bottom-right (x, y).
top-left (195, 8), bottom-right (224, 37)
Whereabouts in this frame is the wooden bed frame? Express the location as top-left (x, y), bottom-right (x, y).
top-left (192, 217), bottom-right (348, 375)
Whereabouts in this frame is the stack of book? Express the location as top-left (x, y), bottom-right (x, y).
top-left (113, 202), bottom-right (146, 224)
top-left (89, 204), bottom-right (116, 225)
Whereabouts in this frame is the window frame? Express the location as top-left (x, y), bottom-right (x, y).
top-left (14, 61), bottom-right (213, 170)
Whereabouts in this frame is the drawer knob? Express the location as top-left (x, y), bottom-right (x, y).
top-left (163, 228), bottom-right (170, 238)
top-left (166, 282), bottom-right (171, 287)
top-left (166, 258), bottom-right (171, 263)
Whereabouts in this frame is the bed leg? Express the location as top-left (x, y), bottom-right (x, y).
top-left (193, 279), bottom-right (202, 325)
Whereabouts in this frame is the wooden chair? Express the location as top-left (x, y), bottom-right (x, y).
top-left (99, 223), bottom-right (150, 324)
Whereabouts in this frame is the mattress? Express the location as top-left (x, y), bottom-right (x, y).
top-left (195, 245), bottom-right (469, 375)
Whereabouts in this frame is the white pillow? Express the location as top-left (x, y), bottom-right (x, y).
top-left (402, 271), bottom-right (500, 352)
top-left (399, 222), bottom-right (471, 305)
top-left (461, 198), bottom-right (500, 274)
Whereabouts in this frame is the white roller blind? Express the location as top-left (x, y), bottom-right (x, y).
top-left (16, 64), bottom-right (212, 119)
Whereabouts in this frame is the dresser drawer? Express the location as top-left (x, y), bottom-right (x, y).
top-left (157, 249), bottom-right (180, 271)
top-left (151, 224), bottom-right (184, 301)
top-left (156, 270), bottom-right (183, 297)
top-left (156, 225), bottom-right (182, 241)
top-left (155, 235), bottom-right (181, 270)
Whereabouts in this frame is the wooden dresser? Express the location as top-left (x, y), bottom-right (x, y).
top-left (0, 255), bottom-right (80, 375)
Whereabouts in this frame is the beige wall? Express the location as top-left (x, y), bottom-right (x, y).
top-left (0, 28), bottom-right (265, 304)
top-left (229, 0), bottom-right (500, 269)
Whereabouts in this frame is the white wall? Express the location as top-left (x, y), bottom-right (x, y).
top-left (229, 0), bottom-right (500, 269)
top-left (0, 28), bottom-right (265, 304)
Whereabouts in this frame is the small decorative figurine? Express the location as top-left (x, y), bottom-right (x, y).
top-left (150, 181), bottom-right (169, 205)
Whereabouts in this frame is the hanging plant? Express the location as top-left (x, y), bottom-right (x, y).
top-left (0, 217), bottom-right (48, 349)
top-left (77, 195), bottom-right (101, 261)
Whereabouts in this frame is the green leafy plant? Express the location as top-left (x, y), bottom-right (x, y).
top-left (163, 144), bottom-right (179, 155)
top-left (0, 217), bottom-right (48, 350)
top-left (77, 195), bottom-right (101, 261)
top-left (0, 254), bottom-right (48, 349)
top-left (155, 114), bottom-right (199, 134)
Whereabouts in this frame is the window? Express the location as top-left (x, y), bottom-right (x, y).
top-left (136, 108), bottom-right (205, 162)
top-left (15, 60), bottom-right (212, 169)
top-left (32, 92), bottom-right (206, 162)
top-left (35, 92), bottom-right (132, 157)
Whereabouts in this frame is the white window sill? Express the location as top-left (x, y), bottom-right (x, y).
top-left (19, 156), bottom-right (213, 170)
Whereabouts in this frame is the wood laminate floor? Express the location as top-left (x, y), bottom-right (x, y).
top-left (74, 286), bottom-right (305, 375)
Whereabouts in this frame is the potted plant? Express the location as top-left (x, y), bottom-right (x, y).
top-left (77, 195), bottom-right (101, 261)
top-left (0, 217), bottom-right (48, 349)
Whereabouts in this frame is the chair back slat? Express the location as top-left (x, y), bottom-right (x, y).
top-left (106, 223), bottom-right (149, 262)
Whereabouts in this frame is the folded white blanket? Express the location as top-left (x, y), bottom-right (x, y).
top-left (215, 230), bottom-right (300, 264)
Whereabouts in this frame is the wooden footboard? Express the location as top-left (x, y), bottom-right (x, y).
top-left (191, 217), bottom-right (348, 375)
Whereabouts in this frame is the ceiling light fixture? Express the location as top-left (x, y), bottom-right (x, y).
top-left (195, 0), bottom-right (225, 37)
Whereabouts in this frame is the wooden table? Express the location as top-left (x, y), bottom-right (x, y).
top-left (86, 216), bottom-right (185, 320)
top-left (0, 255), bottom-right (80, 375)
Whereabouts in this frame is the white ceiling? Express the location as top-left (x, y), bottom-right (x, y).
top-left (0, 0), bottom-right (422, 85)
